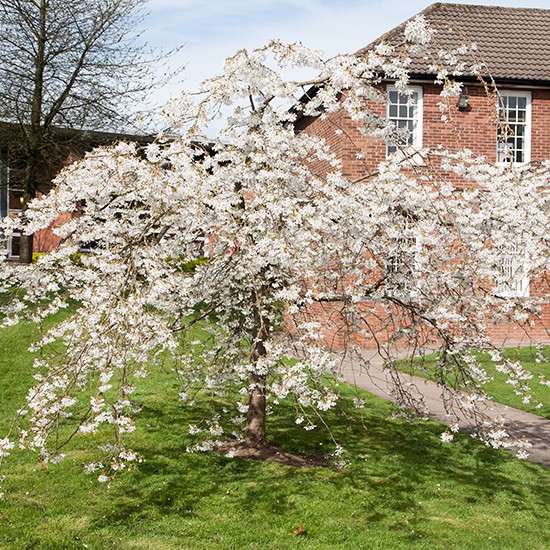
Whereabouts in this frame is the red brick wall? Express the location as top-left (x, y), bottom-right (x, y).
top-left (531, 89), bottom-right (550, 160)
top-left (300, 83), bottom-right (550, 177)
top-left (292, 299), bottom-right (550, 351)
top-left (297, 82), bottom-right (550, 348)
top-left (33, 211), bottom-right (70, 253)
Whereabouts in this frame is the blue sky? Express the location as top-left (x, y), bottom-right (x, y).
top-left (142, 0), bottom-right (550, 106)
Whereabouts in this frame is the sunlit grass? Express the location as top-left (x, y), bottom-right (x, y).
top-left (0, 313), bottom-right (549, 549)
top-left (397, 347), bottom-right (550, 419)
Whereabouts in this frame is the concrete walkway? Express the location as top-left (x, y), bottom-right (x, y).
top-left (337, 350), bottom-right (550, 468)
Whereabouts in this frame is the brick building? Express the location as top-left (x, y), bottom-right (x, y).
top-left (296, 3), bottom-right (550, 348)
top-left (0, 122), bottom-right (150, 259)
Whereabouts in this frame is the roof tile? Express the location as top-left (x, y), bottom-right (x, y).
top-left (357, 3), bottom-right (550, 82)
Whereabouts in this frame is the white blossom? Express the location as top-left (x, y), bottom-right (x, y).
top-left (0, 31), bottom-right (547, 478)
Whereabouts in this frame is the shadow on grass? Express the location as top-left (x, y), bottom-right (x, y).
top-left (93, 383), bottom-right (550, 535)
top-left (2, 315), bottom-right (548, 547)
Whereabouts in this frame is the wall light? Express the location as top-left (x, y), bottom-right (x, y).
top-left (457, 87), bottom-right (470, 111)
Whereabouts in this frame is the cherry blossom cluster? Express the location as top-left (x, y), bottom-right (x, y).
top-left (0, 17), bottom-right (547, 484)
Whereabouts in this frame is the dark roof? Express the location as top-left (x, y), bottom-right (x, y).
top-left (356, 3), bottom-right (550, 83)
top-left (0, 121), bottom-right (154, 189)
top-left (0, 121), bottom-right (153, 149)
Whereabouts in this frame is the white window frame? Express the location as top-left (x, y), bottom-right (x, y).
top-left (386, 85), bottom-right (423, 159)
top-left (6, 233), bottom-right (21, 259)
top-left (496, 91), bottom-right (532, 166)
top-left (385, 215), bottom-right (421, 298)
top-left (494, 244), bottom-right (530, 298)
top-left (2, 183), bottom-right (24, 258)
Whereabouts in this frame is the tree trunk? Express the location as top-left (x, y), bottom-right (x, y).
top-left (245, 293), bottom-right (270, 447)
top-left (245, 371), bottom-right (267, 446)
top-left (16, 0), bottom-right (47, 264)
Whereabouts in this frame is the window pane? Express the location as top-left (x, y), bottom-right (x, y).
top-left (495, 244), bottom-right (529, 297)
top-left (10, 235), bottom-right (20, 257)
top-left (0, 186), bottom-right (6, 218)
top-left (516, 150), bottom-right (524, 163)
top-left (9, 189), bottom-right (24, 210)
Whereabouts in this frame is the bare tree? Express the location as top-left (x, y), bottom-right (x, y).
top-left (0, 0), bottom-right (176, 262)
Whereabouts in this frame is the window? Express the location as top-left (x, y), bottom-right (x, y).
top-left (7, 234), bottom-right (20, 259)
top-left (386, 86), bottom-right (423, 157)
top-left (4, 189), bottom-right (23, 258)
top-left (494, 245), bottom-right (530, 298)
top-left (0, 189), bottom-right (6, 218)
top-left (385, 214), bottom-right (420, 297)
top-left (497, 92), bottom-right (531, 164)
top-left (0, 165), bottom-right (25, 258)
top-left (8, 189), bottom-right (24, 214)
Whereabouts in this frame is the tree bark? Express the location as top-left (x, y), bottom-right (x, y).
top-left (245, 293), bottom-right (270, 447)
top-left (245, 371), bottom-right (267, 446)
top-left (16, 1), bottom-right (46, 263)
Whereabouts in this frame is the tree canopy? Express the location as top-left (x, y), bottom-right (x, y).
top-left (0, 17), bottom-right (548, 482)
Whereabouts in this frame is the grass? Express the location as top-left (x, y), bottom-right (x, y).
top-left (0, 315), bottom-right (549, 549)
top-left (397, 347), bottom-right (550, 419)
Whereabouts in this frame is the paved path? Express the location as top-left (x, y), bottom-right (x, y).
top-left (337, 350), bottom-right (550, 468)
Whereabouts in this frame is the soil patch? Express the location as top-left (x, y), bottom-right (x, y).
top-left (215, 440), bottom-right (331, 468)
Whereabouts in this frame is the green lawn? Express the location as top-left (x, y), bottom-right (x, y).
top-left (397, 347), bottom-right (550, 419)
top-left (0, 317), bottom-right (549, 549)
